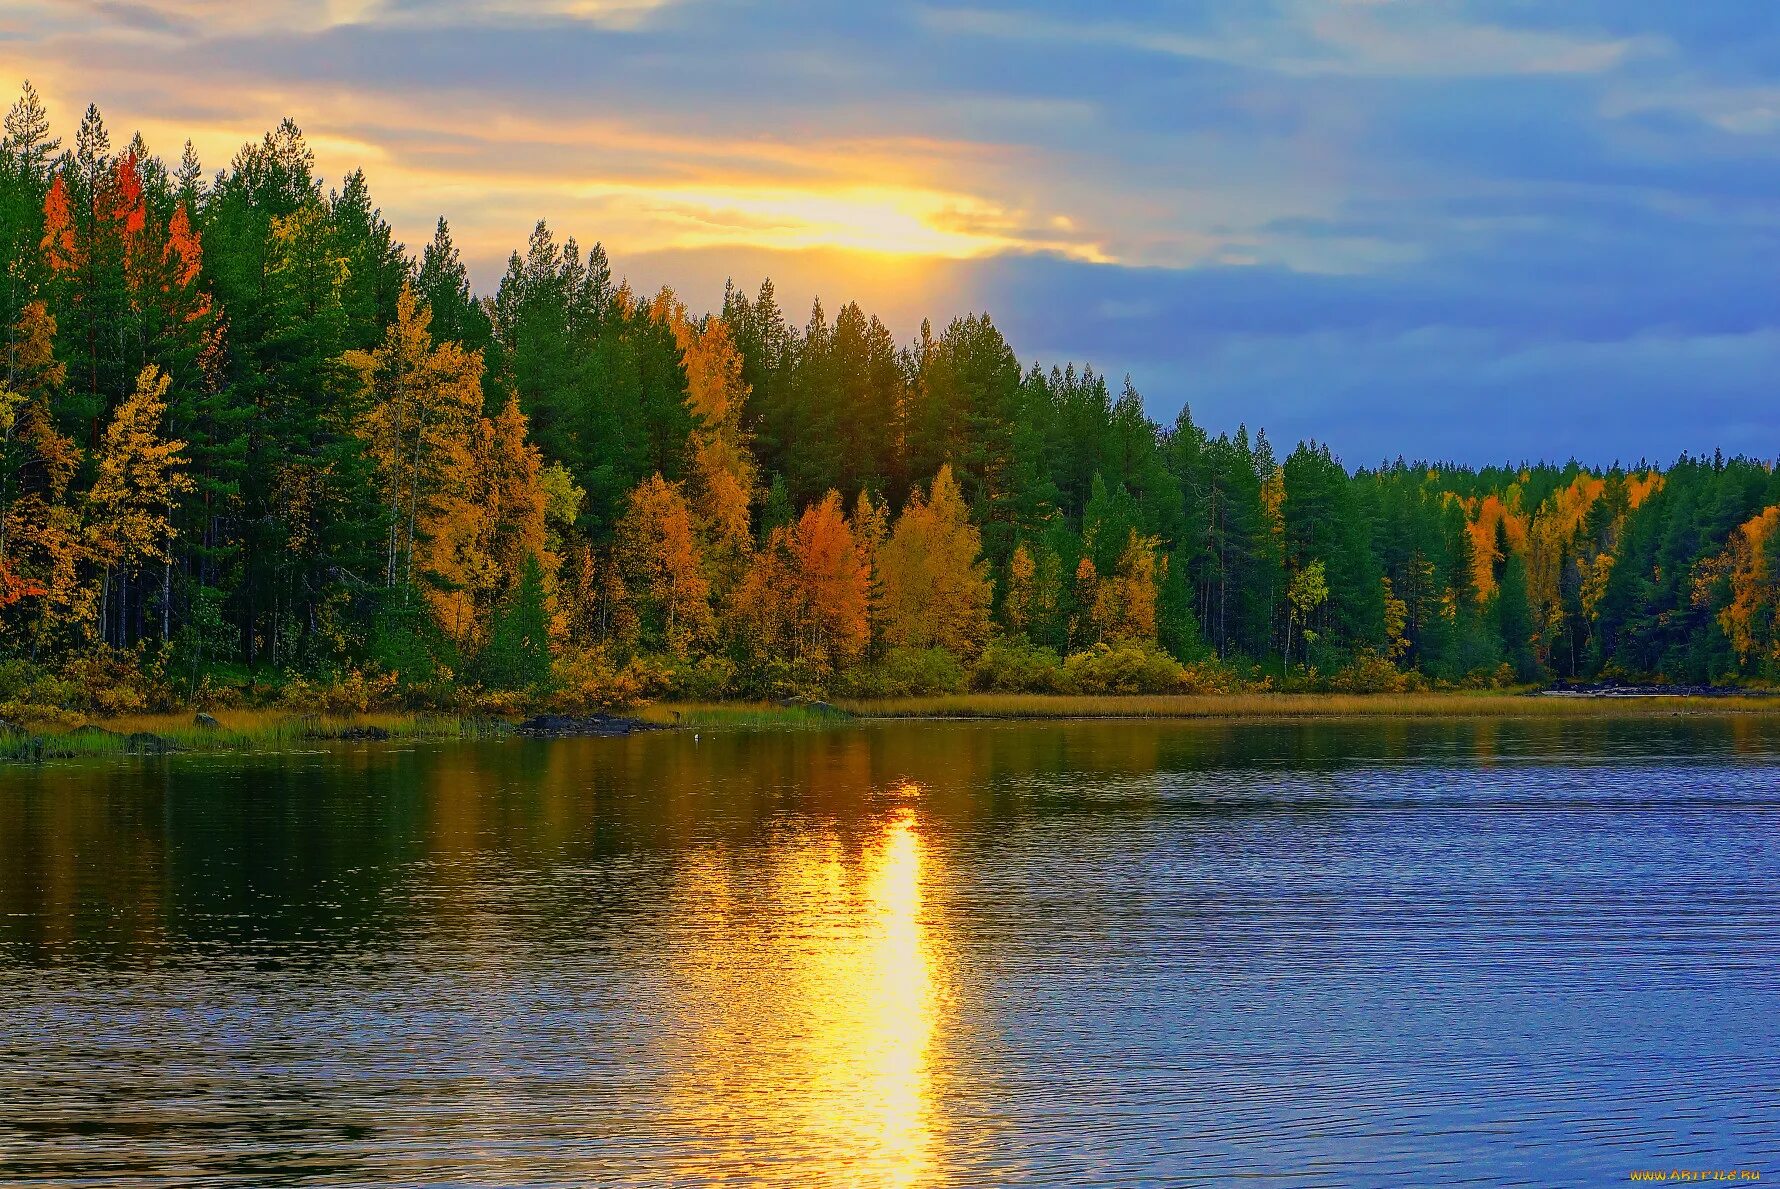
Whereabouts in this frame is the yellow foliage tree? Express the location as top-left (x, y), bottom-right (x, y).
top-left (87, 366), bottom-right (195, 643)
top-left (1466, 492), bottom-right (1528, 601)
top-left (1525, 473), bottom-right (1605, 647)
top-left (1697, 506), bottom-right (1780, 668)
top-left (1382, 576), bottom-right (1410, 661)
top-left (877, 465), bottom-right (992, 657)
top-left (617, 473), bottom-right (712, 654)
top-left (1004, 542), bottom-right (1037, 637)
top-left (344, 283), bottom-right (484, 593)
top-left (850, 487), bottom-right (889, 645)
top-left (431, 393), bottom-right (556, 647)
top-left (1071, 556), bottom-right (1098, 649)
top-left (0, 301), bottom-right (85, 636)
top-left (1284, 558), bottom-right (1329, 670)
top-left (1091, 528), bottom-right (1160, 643)
top-left (650, 288), bottom-right (758, 585)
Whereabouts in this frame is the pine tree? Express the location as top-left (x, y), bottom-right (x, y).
top-left (477, 553), bottom-right (552, 691)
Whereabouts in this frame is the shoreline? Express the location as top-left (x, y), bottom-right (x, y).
top-left (810, 690), bottom-right (1780, 723)
top-left (5, 691), bottom-right (1779, 762)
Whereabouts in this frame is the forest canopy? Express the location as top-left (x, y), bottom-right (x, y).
top-left (2, 83), bottom-right (1778, 713)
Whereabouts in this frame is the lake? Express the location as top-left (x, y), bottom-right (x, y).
top-left (2, 717), bottom-right (1776, 1186)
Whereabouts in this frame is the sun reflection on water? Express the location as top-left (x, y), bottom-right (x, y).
top-left (861, 806), bottom-right (933, 1187)
top-left (661, 794), bottom-right (943, 1185)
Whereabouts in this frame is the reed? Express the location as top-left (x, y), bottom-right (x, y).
top-left (0, 710), bottom-right (501, 761)
top-left (833, 691), bottom-right (1780, 721)
top-left (636, 701), bottom-right (855, 730)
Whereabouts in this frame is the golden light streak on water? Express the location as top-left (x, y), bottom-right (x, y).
top-left (857, 806), bottom-right (934, 1188)
top-left (657, 793), bottom-right (944, 1185)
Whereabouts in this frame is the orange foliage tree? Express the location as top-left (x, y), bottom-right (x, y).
top-left (650, 288), bottom-right (757, 588)
top-left (1466, 491), bottom-right (1528, 601)
top-left (617, 473), bottom-right (712, 654)
top-left (733, 490), bottom-right (870, 674)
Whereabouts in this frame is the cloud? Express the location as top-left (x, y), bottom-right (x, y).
top-left (924, 2), bottom-right (1658, 79)
top-left (1603, 81), bottom-right (1780, 136)
top-left (1, 0), bottom-right (1776, 462)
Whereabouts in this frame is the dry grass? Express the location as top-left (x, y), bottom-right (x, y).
top-left (10, 692), bottom-right (1776, 760)
top-left (833, 691), bottom-right (1780, 721)
top-left (636, 701), bottom-right (853, 730)
top-left (2, 709), bottom-right (497, 760)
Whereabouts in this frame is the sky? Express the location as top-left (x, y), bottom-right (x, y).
top-left (4, 1), bottom-right (1778, 466)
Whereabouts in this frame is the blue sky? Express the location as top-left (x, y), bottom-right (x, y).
top-left (6, 1), bottom-right (1778, 464)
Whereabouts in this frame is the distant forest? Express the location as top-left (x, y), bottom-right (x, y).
top-left (3, 82), bottom-right (1777, 713)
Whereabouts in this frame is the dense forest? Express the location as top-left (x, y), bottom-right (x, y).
top-left (2, 83), bottom-right (1778, 714)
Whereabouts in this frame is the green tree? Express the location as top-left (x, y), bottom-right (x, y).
top-left (477, 553), bottom-right (552, 691)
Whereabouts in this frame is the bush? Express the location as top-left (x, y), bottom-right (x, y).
top-left (549, 647), bottom-right (669, 710)
top-left (279, 668), bottom-right (400, 715)
top-left (0, 659), bottom-right (81, 724)
top-left (734, 653), bottom-right (833, 700)
top-left (58, 646), bottom-right (177, 713)
top-left (838, 647), bottom-right (968, 698)
top-left (169, 585), bottom-right (239, 693)
top-left (1177, 657), bottom-right (1250, 694)
top-left (1327, 650), bottom-right (1419, 694)
top-left (973, 637), bottom-right (1063, 692)
top-left (1062, 642), bottom-right (1185, 694)
top-left (666, 653), bottom-right (737, 701)
top-left (367, 605), bottom-right (451, 692)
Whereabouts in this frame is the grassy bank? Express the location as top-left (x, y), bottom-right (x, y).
top-left (632, 701), bottom-right (856, 731)
top-left (7, 691), bottom-right (1778, 761)
top-left (0, 709), bottom-right (501, 761)
top-left (832, 691), bottom-right (1780, 721)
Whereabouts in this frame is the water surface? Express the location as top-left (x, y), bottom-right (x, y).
top-left (2, 717), bottom-right (1777, 1185)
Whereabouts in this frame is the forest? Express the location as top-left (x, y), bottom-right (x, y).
top-left (2, 82), bottom-right (1778, 716)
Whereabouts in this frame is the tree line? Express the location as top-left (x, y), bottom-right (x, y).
top-left (2, 84), bottom-right (1777, 713)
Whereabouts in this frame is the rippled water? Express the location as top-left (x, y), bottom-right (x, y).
top-left (2, 717), bottom-right (1777, 1186)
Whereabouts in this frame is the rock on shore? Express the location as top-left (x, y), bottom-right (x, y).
top-left (514, 713), bottom-right (657, 738)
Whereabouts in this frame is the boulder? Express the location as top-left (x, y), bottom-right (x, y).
top-left (514, 713), bottom-right (655, 738)
top-left (309, 724), bottom-right (391, 741)
top-left (125, 732), bottom-right (177, 754)
top-left (193, 712), bottom-right (222, 729)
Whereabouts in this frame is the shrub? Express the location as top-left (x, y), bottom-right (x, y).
top-left (1327, 650), bottom-right (1418, 694)
top-left (59, 647), bottom-right (177, 713)
top-left (0, 659), bottom-right (59, 704)
top-left (1178, 658), bottom-right (1250, 694)
top-left (667, 653), bottom-right (737, 701)
top-left (734, 652), bottom-right (833, 701)
top-left (549, 647), bottom-right (669, 710)
top-left (1061, 642), bottom-right (1185, 694)
top-left (838, 647), bottom-right (968, 698)
top-left (169, 585), bottom-right (239, 692)
top-left (279, 668), bottom-right (400, 715)
top-left (973, 637), bottom-right (1064, 692)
